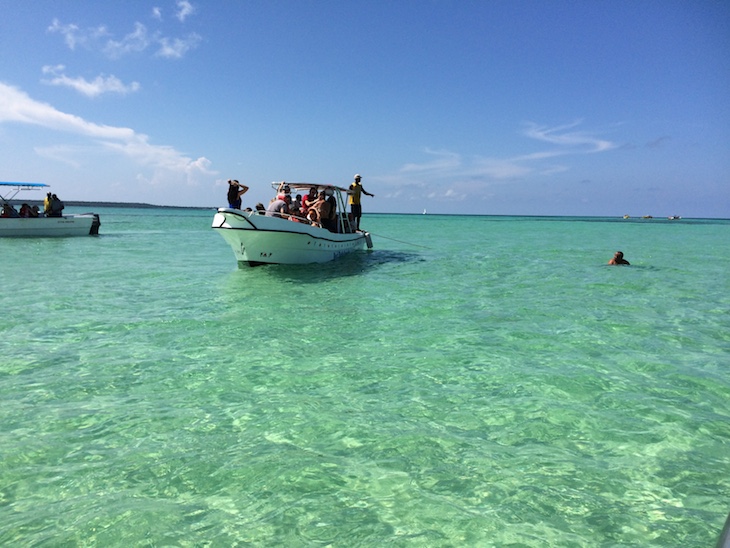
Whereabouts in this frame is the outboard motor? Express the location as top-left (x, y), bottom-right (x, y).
top-left (90, 214), bottom-right (101, 235)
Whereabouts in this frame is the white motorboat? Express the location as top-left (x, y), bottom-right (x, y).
top-left (0, 182), bottom-right (100, 237)
top-left (212, 182), bottom-right (372, 267)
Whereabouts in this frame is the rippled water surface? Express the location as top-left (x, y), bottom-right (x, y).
top-left (1, 209), bottom-right (728, 546)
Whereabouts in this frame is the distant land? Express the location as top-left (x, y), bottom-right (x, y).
top-left (6, 199), bottom-right (215, 210)
top-left (4, 199), bottom-right (726, 220)
top-left (69, 201), bottom-right (215, 210)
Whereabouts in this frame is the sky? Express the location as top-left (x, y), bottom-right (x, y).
top-left (0, 0), bottom-right (728, 217)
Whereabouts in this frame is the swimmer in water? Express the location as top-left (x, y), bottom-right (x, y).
top-left (608, 251), bottom-right (630, 265)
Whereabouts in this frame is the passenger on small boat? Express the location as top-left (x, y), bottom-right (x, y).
top-left (257, 185), bottom-right (348, 233)
top-left (302, 187), bottom-right (318, 215)
top-left (19, 203), bottom-right (32, 217)
top-left (307, 192), bottom-right (331, 228)
top-left (323, 192), bottom-right (338, 232)
top-left (266, 194), bottom-right (290, 218)
top-left (1, 203), bottom-right (20, 218)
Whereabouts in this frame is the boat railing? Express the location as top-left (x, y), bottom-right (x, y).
top-left (262, 209), bottom-right (356, 232)
top-left (254, 184), bottom-right (359, 234)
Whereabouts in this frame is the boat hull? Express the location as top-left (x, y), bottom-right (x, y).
top-left (212, 208), bottom-right (370, 266)
top-left (0, 214), bottom-right (100, 237)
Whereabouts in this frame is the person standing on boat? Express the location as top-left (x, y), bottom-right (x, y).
top-left (227, 180), bottom-right (248, 209)
top-left (43, 192), bottom-right (52, 215)
top-left (49, 194), bottom-right (64, 217)
top-left (348, 174), bottom-right (374, 231)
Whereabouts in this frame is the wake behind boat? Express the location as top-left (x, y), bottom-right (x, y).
top-left (0, 182), bottom-right (100, 237)
top-left (212, 182), bottom-right (372, 267)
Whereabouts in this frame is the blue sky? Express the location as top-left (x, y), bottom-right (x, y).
top-left (1, 0), bottom-right (728, 216)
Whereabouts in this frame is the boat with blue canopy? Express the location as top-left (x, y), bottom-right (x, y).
top-left (0, 182), bottom-right (100, 237)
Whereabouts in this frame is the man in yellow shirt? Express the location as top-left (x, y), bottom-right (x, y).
top-left (348, 174), bottom-right (374, 231)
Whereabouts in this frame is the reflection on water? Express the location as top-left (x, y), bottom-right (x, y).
top-left (229, 249), bottom-right (424, 284)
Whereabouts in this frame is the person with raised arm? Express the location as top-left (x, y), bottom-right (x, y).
top-left (348, 174), bottom-right (374, 230)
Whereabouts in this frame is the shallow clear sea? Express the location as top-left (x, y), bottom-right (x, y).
top-left (1, 207), bottom-right (728, 547)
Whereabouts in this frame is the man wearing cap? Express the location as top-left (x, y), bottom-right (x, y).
top-left (348, 174), bottom-right (374, 231)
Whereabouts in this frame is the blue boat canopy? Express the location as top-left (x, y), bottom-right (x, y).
top-left (0, 182), bottom-right (49, 188)
top-left (0, 182), bottom-right (50, 202)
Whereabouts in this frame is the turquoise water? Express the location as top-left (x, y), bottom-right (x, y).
top-left (1, 208), bottom-right (728, 546)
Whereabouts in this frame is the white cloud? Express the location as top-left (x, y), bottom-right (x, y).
top-left (48, 15), bottom-right (200, 59)
top-left (48, 19), bottom-right (109, 50)
top-left (0, 82), bottom-right (134, 139)
top-left (41, 65), bottom-right (141, 97)
top-left (156, 33), bottom-right (202, 59)
top-left (176, 1), bottom-right (195, 22)
top-left (379, 121), bottom-right (619, 202)
top-left (103, 22), bottom-right (150, 59)
top-left (470, 157), bottom-right (533, 180)
top-left (0, 82), bottom-right (215, 184)
top-left (522, 120), bottom-right (617, 153)
top-left (152, 7), bottom-right (163, 20)
top-left (34, 145), bottom-right (84, 168)
top-left (400, 149), bottom-right (461, 174)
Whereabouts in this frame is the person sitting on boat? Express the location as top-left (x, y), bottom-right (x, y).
top-left (289, 207), bottom-right (308, 223)
top-left (608, 251), bottom-right (630, 265)
top-left (266, 194), bottom-right (290, 218)
top-left (289, 195), bottom-right (301, 216)
top-left (255, 202), bottom-right (265, 213)
top-left (31, 205), bottom-right (41, 217)
top-left (319, 190), bottom-right (338, 232)
top-left (19, 203), bottom-right (32, 218)
top-left (308, 192), bottom-right (331, 228)
top-left (327, 192), bottom-right (338, 231)
top-left (305, 193), bottom-right (322, 226)
top-left (300, 187), bottom-right (317, 215)
top-left (49, 194), bottom-right (64, 217)
top-left (1, 203), bottom-right (20, 218)
top-left (227, 179), bottom-right (249, 209)
top-left (306, 209), bottom-right (319, 226)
